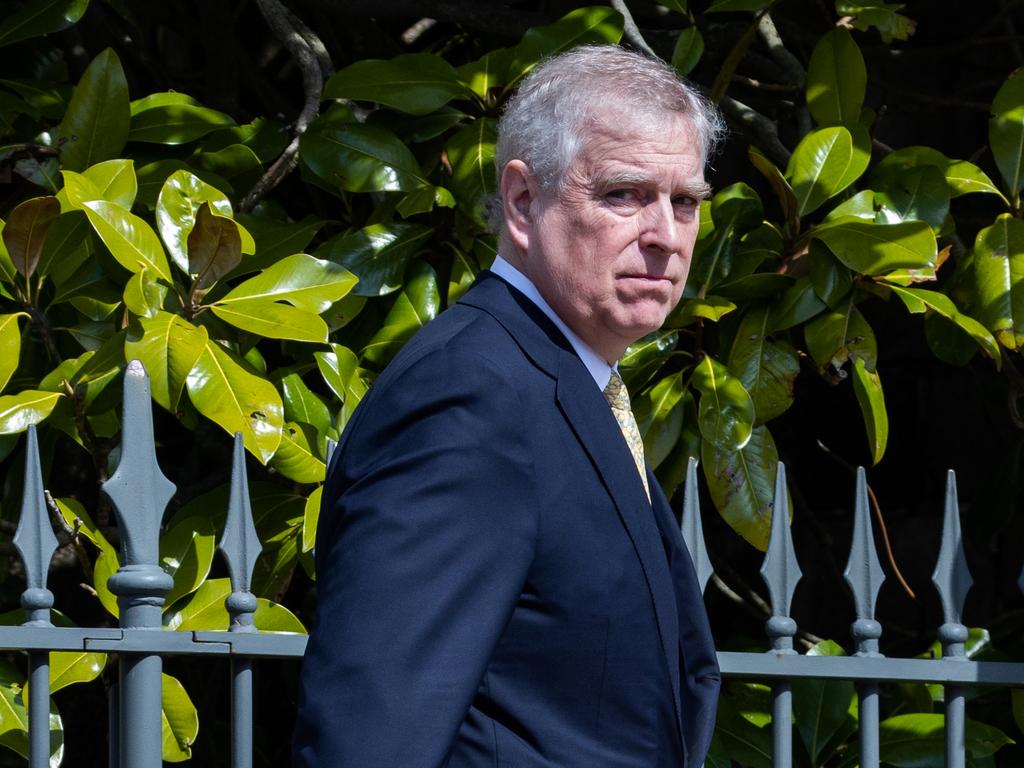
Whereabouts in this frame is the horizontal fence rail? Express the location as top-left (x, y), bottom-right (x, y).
top-left (1, 359), bottom-right (1023, 766)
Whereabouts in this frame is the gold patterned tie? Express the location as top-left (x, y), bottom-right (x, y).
top-left (602, 370), bottom-right (650, 502)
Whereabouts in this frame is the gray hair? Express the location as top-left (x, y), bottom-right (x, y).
top-left (490, 45), bottom-right (726, 231)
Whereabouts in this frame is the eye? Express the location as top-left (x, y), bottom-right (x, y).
top-left (605, 188), bottom-right (639, 204)
top-left (672, 195), bottom-right (699, 210)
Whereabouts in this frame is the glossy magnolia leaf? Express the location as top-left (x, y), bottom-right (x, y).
top-left (873, 165), bottom-right (950, 234)
top-left (446, 118), bottom-right (498, 228)
top-left (123, 267), bottom-right (168, 319)
top-left (689, 355), bottom-right (754, 450)
top-left (852, 358), bottom-right (887, 465)
top-left (457, 47), bottom-right (515, 99)
top-left (793, 640), bottom-right (854, 764)
top-left (767, 277), bottom-right (827, 331)
top-left (361, 262), bottom-right (441, 366)
top-left (989, 69), bottom-right (1024, 196)
top-left (47, 650), bottom-right (106, 695)
top-left (235, 213), bottom-right (326, 274)
top-left (0, 314), bottom-right (26, 394)
top-left (315, 344), bottom-right (367, 430)
top-left (813, 217), bottom-right (936, 275)
top-left (0, 0), bottom-right (89, 47)
top-left (92, 545), bottom-right (120, 617)
top-left (871, 145), bottom-right (1005, 200)
top-left (280, 373), bottom-right (332, 436)
top-left (217, 252), bottom-right (356, 313)
top-left (505, 6), bottom-right (624, 91)
top-left (184, 338), bottom-right (283, 463)
top-left (62, 159), bottom-right (137, 211)
top-left (164, 578), bottom-right (305, 632)
top-left (34, 210), bottom-right (86, 286)
top-left (211, 299), bottom-right (327, 343)
top-left (156, 170), bottom-right (251, 274)
top-left (672, 26), bottom-right (703, 76)
top-left (619, 331), bottom-right (677, 390)
top-left (888, 285), bottom-right (1000, 363)
top-left (786, 125), bottom-right (870, 217)
top-left (57, 48), bottom-right (129, 172)
top-left (806, 28), bottom-right (865, 127)
top-left (634, 373), bottom-right (686, 470)
top-left (749, 146), bottom-right (799, 233)
top-left (300, 117), bottom-right (427, 193)
top-left (130, 101), bottom-right (234, 145)
top-left (970, 214), bottom-right (1024, 350)
top-left (125, 312), bottom-right (208, 412)
top-left (318, 222), bottom-right (431, 297)
top-left (54, 496), bottom-right (111, 552)
top-left (82, 200), bottom-right (173, 282)
top-left (669, 296), bottom-right (737, 327)
top-left (160, 515), bottom-right (216, 610)
top-left (0, 661), bottom-right (64, 768)
top-left (161, 673), bottom-right (198, 762)
top-left (706, 695), bottom-right (773, 768)
top-left (0, 219), bottom-right (16, 286)
top-left (324, 53), bottom-right (470, 115)
top-left (187, 203), bottom-right (241, 293)
top-left (835, 1), bottom-right (915, 43)
top-left (301, 485), bottom-right (322, 554)
top-left (804, 303), bottom-right (877, 374)
top-left (808, 241), bottom-right (854, 308)
top-left (3, 196), bottom-right (59, 278)
top-left (702, 424), bottom-right (780, 551)
top-left (728, 307), bottom-right (800, 424)
top-left (0, 390), bottom-right (63, 434)
top-left (878, 714), bottom-right (1011, 766)
top-left (271, 422), bottom-right (326, 484)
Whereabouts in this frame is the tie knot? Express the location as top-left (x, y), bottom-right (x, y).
top-left (603, 371), bottom-right (631, 412)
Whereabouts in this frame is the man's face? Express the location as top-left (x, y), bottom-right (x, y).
top-left (513, 113), bottom-right (707, 363)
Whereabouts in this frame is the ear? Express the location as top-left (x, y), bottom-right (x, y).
top-left (500, 160), bottom-right (538, 254)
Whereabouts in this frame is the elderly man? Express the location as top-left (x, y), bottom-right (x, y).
top-left (294, 45), bottom-right (723, 768)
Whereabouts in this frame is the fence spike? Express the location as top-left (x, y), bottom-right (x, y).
top-left (759, 462), bottom-right (801, 653)
top-left (680, 457), bottom-right (713, 594)
top-left (220, 433), bottom-right (262, 599)
top-left (101, 360), bottom-right (176, 566)
top-left (932, 470), bottom-right (972, 628)
top-left (13, 426), bottom-right (57, 625)
top-left (844, 467), bottom-right (885, 621)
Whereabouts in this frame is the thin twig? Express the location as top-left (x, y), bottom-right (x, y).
top-left (732, 75), bottom-right (801, 93)
top-left (46, 490), bottom-right (95, 583)
top-left (609, 0), bottom-right (657, 57)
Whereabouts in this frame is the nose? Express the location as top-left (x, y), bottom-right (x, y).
top-left (637, 196), bottom-right (683, 256)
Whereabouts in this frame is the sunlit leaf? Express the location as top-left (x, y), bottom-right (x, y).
top-left (187, 202), bottom-right (241, 292)
top-left (323, 53), bottom-right (471, 115)
top-left (806, 28), bottom-right (865, 127)
top-left (786, 125), bottom-right (870, 217)
top-left (57, 48), bottom-right (129, 172)
top-left (728, 307), bottom-right (800, 424)
top-left (634, 372), bottom-right (686, 470)
top-left (361, 262), bottom-right (440, 366)
top-left (852, 358), bottom-right (888, 465)
top-left (125, 312), bottom-right (208, 412)
top-left (446, 118), bottom-right (497, 228)
top-left (82, 199), bottom-right (172, 281)
top-left (161, 673), bottom-right (198, 762)
top-left (968, 213), bottom-right (1024, 350)
top-left (211, 299), bottom-right (327, 342)
top-left (812, 217), bottom-right (936, 275)
top-left (317, 222), bottom-right (431, 297)
top-left (315, 343), bottom-right (367, 429)
top-left (0, 390), bottom-right (63, 434)
top-left (0, 0), bottom-right (89, 48)
top-left (217, 252), bottom-right (356, 313)
top-left (672, 27), bottom-right (703, 76)
top-left (689, 355), bottom-right (755, 450)
top-left (271, 422), bottom-right (326, 484)
top-left (301, 485), bottom-right (322, 554)
top-left (160, 515), bottom-right (216, 610)
top-left (130, 101), bottom-right (234, 145)
top-left (888, 285), bottom-right (1000, 363)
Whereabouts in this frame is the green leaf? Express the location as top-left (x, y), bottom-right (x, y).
top-left (280, 373), bottom-right (332, 436)
top-left (323, 53), bottom-right (470, 115)
top-left (0, 314), bottom-right (26, 394)
top-left (54, 496), bottom-right (111, 551)
top-left (0, 218), bottom-right (16, 286)
top-left (888, 285), bottom-right (1000, 363)
top-left (253, 596), bottom-right (306, 633)
top-left (806, 28), bottom-right (866, 127)
top-left (187, 202), bottom-right (241, 292)
top-left (194, 143), bottom-right (262, 189)
top-left (160, 515), bottom-right (216, 610)
top-left (211, 299), bottom-right (328, 342)
top-left (749, 146), bottom-right (799, 234)
top-left (689, 355), bottom-right (755, 450)
top-left (672, 26), bottom-right (704, 77)
top-left (300, 117), bottom-right (428, 193)
top-left (79, 158), bottom-right (137, 209)
top-left (669, 296), bottom-right (737, 327)
top-left (804, 302), bottom-right (877, 374)
top-left (990, 69), bottom-right (1024, 197)
top-left (156, 170), bottom-right (249, 274)
top-left (301, 485), bottom-right (322, 554)
top-left (36, 210), bottom-right (89, 281)
top-left (0, 664), bottom-right (63, 768)
top-left (873, 164), bottom-right (950, 233)
top-left (634, 373), bottom-right (686, 470)
top-left (0, 0), bottom-right (89, 48)
top-left (361, 261), bottom-right (440, 366)
top-left (315, 344), bottom-right (367, 429)
top-left (161, 673), bottom-right (198, 762)
top-left (707, 694), bottom-right (773, 768)
top-left (728, 307), bottom-right (800, 424)
top-left (852, 358), bottom-right (888, 464)
top-left (808, 240), bottom-right (854, 308)
top-left (165, 578), bottom-right (305, 632)
top-left (702, 424), bottom-right (780, 551)
top-left (57, 48), bottom-right (129, 172)
top-left (234, 213), bottom-right (326, 274)
top-left (793, 640), bottom-right (855, 764)
top-left (185, 339), bottom-right (283, 463)
top-left (0, 390), bottom-right (63, 434)
top-left (217, 252), bottom-right (356, 312)
top-left (2, 196), bottom-right (59, 278)
top-left (123, 266), bottom-right (168, 319)
top-left (871, 145), bottom-right (1005, 200)
top-left (877, 714), bottom-right (1012, 766)
top-left (969, 214), bottom-right (1024, 350)
top-left (835, 1), bottom-right (915, 43)
top-left (767, 277), bottom-right (826, 331)
top-left (619, 331), bottom-right (677, 390)
top-left (786, 125), bottom-right (870, 217)
top-left (505, 6), bottom-right (624, 91)
top-left (130, 101), bottom-right (233, 145)
top-left (125, 312), bottom-right (208, 412)
top-left (271, 422), bottom-right (326, 484)
top-left (82, 199), bottom-right (173, 281)
top-left (445, 118), bottom-right (498, 228)
top-left (47, 650), bottom-right (106, 694)
top-left (813, 217), bottom-right (936, 275)
top-left (318, 222), bottom-right (432, 297)
top-left (93, 546), bottom-right (120, 617)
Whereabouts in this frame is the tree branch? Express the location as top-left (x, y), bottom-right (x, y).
top-left (756, 12), bottom-right (805, 87)
top-left (608, 0), bottom-right (657, 58)
top-left (720, 95), bottom-right (791, 166)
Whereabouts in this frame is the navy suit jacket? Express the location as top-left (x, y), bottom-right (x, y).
top-left (294, 272), bottom-right (720, 767)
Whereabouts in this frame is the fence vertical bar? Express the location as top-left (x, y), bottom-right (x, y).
top-left (219, 433), bottom-right (263, 768)
top-left (931, 470), bottom-right (972, 768)
top-left (843, 468), bottom-right (886, 768)
top-left (102, 360), bottom-right (176, 768)
top-left (759, 463), bottom-right (802, 768)
top-left (680, 458), bottom-right (713, 594)
top-left (13, 426), bottom-right (59, 768)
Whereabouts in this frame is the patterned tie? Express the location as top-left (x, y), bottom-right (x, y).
top-left (602, 370), bottom-right (650, 502)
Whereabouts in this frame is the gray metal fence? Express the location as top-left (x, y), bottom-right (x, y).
top-left (2, 360), bottom-right (1023, 767)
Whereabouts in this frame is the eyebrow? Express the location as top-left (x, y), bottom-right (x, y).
top-left (597, 170), bottom-right (713, 200)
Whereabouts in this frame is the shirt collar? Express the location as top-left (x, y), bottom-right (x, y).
top-left (490, 255), bottom-right (614, 391)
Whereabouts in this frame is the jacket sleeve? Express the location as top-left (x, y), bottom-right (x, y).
top-left (293, 346), bottom-right (539, 768)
